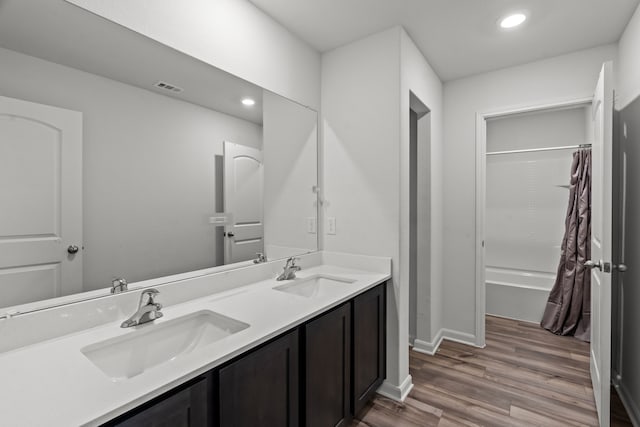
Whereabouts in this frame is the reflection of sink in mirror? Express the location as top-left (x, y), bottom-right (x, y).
top-left (274, 275), bottom-right (356, 298)
top-left (81, 311), bottom-right (249, 381)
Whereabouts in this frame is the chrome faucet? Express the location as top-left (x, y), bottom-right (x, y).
top-left (253, 252), bottom-right (267, 264)
top-left (121, 289), bottom-right (163, 328)
top-left (276, 257), bottom-right (301, 281)
top-left (111, 277), bottom-right (128, 294)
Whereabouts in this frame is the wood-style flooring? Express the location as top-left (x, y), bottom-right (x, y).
top-left (351, 315), bottom-right (632, 427)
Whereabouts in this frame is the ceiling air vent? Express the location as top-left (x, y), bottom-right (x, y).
top-left (154, 81), bottom-right (184, 93)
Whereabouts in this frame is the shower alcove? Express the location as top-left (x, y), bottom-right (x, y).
top-left (484, 104), bottom-right (592, 322)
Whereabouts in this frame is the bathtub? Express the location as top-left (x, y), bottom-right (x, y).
top-left (485, 267), bottom-right (554, 323)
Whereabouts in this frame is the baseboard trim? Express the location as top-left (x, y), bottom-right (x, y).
top-left (617, 381), bottom-right (640, 427)
top-left (376, 375), bottom-right (414, 402)
top-left (442, 328), bottom-right (484, 348)
top-left (486, 313), bottom-right (540, 325)
top-left (412, 329), bottom-right (444, 355)
top-left (411, 328), bottom-right (482, 356)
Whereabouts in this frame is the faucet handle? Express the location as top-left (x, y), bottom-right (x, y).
top-left (285, 257), bottom-right (300, 267)
top-left (112, 277), bottom-right (127, 286)
top-left (139, 288), bottom-right (160, 306)
top-left (111, 277), bottom-right (128, 294)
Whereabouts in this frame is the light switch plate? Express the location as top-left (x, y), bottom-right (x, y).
top-left (327, 217), bottom-right (336, 235)
top-left (209, 215), bottom-right (228, 225)
top-left (307, 217), bottom-right (317, 234)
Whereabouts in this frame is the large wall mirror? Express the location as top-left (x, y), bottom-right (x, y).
top-left (0, 0), bottom-right (318, 314)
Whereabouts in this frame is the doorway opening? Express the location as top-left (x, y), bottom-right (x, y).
top-left (474, 97), bottom-right (592, 347)
top-left (475, 64), bottom-right (624, 424)
top-left (408, 92), bottom-right (431, 346)
top-left (484, 104), bottom-right (592, 325)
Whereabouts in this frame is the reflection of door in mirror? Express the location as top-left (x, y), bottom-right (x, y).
top-left (223, 142), bottom-right (264, 264)
top-left (0, 96), bottom-right (83, 307)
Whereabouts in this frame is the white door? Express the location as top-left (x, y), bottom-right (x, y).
top-left (223, 141), bottom-right (263, 264)
top-left (0, 96), bottom-right (82, 311)
top-left (588, 62), bottom-right (613, 427)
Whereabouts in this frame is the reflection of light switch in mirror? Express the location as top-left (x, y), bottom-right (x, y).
top-left (327, 217), bottom-right (336, 235)
top-left (209, 215), bottom-right (228, 225)
top-left (307, 217), bottom-right (317, 234)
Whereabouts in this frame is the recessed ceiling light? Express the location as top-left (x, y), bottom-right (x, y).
top-left (499, 13), bottom-right (527, 29)
top-left (241, 98), bottom-right (256, 106)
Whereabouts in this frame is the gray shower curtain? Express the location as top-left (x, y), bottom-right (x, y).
top-left (541, 149), bottom-right (591, 342)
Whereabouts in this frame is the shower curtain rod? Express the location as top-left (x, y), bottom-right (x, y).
top-left (486, 143), bottom-right (592, 156)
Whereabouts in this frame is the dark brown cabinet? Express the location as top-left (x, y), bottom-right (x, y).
top-left (103, 282), bottom-right (386, 427)
top-left (304, 302), bottom-right (351, 427)
top-left (106, 375), bottom-right (210, 427)
top-left (352, 283), bottom-right (386, 416)
top-left (218, 330), bottom-right (299, 427)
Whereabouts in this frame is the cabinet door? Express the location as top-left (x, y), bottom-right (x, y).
top-left (352, 283), bottom-right (386, 416)
top-left (218, 330), bottom-right (299, 427)
top-left (304, 303), bottom-right (351, 427)
top-left (107, 375), bottom-right (209, 427)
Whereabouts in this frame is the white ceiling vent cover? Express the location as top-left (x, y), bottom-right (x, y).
top-left (154, 81), bottom-right (184, 93)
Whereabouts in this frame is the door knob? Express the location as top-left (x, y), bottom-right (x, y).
top-left (585, 260), bottom-right (603, 271)
top-left (614, 264), bottom-right (628, 272)
top-left (226, 232), bottom-right (235, 238)
top-left (67, 245), bottom-right (79, 254)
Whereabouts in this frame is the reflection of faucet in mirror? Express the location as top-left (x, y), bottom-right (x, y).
top-left (276, 257), bottom-right (301, 281)
top-left (110, 278), bottom-right (128, 294)
top-left (253, 253), bottom-right (267, 264)
top-left (121, 289), bottom-right (163, 328)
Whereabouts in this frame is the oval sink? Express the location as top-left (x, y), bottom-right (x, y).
top-left (81, 310), bottom-right (249, 381)
top-left (273, 274), bottom-right (356, 298)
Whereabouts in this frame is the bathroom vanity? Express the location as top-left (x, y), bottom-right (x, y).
top-left (106, 283), bottom-right (385, 427)
top-left (0, 252), bottom-right (389, 426)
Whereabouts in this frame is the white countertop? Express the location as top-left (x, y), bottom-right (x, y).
top-left (0, 255), bottom-right (390, 426)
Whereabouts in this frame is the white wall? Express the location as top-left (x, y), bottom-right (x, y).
top-left (322, 26), bottom-right (443, 398)
top-left (618, 4), bottom-right (640, 109)
top-left (322, 27), bottom-right (403, 390)
top-left (0, 47), bottom-right (262, 290)
top-left (442, 44), bottom-right (617, 338)
top-left (263, 91), bottom-right (318, 259)
top-left (400, 30), bottom-right (444, 349)
top-left (65, 0), bottom-right (321, 110)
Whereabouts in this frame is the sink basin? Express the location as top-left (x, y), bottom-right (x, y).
top-left (81, 310), bottom-right (249, 381)
top-left (273, 274), bottom-right (356, 298)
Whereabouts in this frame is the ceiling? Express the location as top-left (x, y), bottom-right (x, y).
top-left (249, 0), bottom-right (640, 81)
top-left (0, 0), bottom-right (264, 124)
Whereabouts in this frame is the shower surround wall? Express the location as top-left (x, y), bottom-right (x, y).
top-left (485, 107), bottom-right (589, 322)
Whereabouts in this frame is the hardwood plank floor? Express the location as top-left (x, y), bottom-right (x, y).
top-left (351, 316), bottom-right (632, 426)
